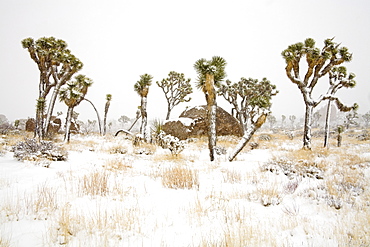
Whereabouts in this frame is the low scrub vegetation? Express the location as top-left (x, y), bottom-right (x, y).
top-left (0, 130), bottom-right (369, 246)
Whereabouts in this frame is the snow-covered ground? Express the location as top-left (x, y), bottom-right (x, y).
top-left (0, 131), bottom-right (369, 246)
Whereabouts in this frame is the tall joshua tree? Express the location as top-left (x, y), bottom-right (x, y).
top-left (194, 56), bottom-right (227, 161)
top-left (218, 77), bottom-right (278, 161)
top-left (103, 94), bottom-right (112, 135)
top-left (323, 66), bottom-right (357, 148)
top-left (282, 37), bottom-right (352, 150)
top-left (21, 37), bottom-right (83, 139)
top-left (59, 75), bottom-right (93, 143)
top-left (134, 74), bottom-right (153, 140)
top-left (156, 71), bottom-right (193, 120)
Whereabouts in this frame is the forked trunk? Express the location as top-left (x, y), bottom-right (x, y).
top-left (303, 104), bottom-right (314, 150)
top-left (323, 100), bottom-right (332, 148)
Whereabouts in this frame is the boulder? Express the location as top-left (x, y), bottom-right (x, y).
top-left (25, 117), bottom-right (62, 135)
top-left (162, 105), bottom-right (243, 140)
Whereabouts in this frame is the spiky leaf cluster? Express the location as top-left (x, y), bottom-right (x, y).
top-left (281, 37), bottom-right (352, 89)
top-left (134, 74), bottom-right (153, 97)
top-left (193, 56), bottom-right (227, 90)
top-left (21, 37), bottom-right (83, 84)
top-left (59, 74), bottom-right (93, 108)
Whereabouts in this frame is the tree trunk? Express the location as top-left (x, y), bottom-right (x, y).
top-left (35, 97), bottom-right (46, 141)
top-left (165, 105), bottom-right (171, 120)
top-left (84, 98), bottom-right (102, 135)
top-left (64, 107), bottom-right (73, 143)
top-left (205, 74), bottom-right (217, 161)
top-left (128, 116), bottom-right (140, 131)
top-left (303, 104), bottom-right (314, 150)
top-left (208, 104), bottom-right (217, 161)
top-left (140, 96), bottom-right (148, 141)
top-left (337, 134), bottom-right (342, 147)
top-left (44, 83), bottom-right (62, 138)
top-left (323, 100), bottom-right (332, 148)
top-left (103, 101), bottom-right (110, 136)
top-left (228, 124), bottom-right (258, 162)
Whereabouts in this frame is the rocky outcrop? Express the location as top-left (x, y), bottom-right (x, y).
top-left (25, 117), bottom-right (62, 135)
top-left (162, 105), bottom-right (243, 140)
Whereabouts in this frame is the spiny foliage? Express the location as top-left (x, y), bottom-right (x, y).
top-left (281, 37), bottom-right (352, 87)
top-left (21, 37), bottom-right (83, 75)
top-left (59, 75), bottom-right (93, 108)
top-left (193, 56), bottom-right (227, 90)
top-left (134, 74), bottom-right (153, 97)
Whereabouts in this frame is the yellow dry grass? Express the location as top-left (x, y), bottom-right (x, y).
top-left (161, 165), bottom-right (199, 190)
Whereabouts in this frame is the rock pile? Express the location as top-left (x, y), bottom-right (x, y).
top-left (162, 105), bottom-right (243, 140)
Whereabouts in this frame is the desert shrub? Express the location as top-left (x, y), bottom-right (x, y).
top-left (158, 131), bottom-right (186, 156)
top-left (262, 157), bottom-right (324, 179)
top-left (258, 134), bottom-right (272, 141)
top-left (12, 138), bottom-right (67, 162)
top-left (133, 142), bottom-right (156, 155)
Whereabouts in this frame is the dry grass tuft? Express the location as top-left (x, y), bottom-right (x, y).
top-left (104, 158), bottom-right (132, 172)
top-left (30, 183), bottom-right (58, 219)
top-left (161, 166), bottom-right (199, 190)
top-left (56, 203), bottom-right (77, 245)
top-left (80, 170), bottom-right (109, 197)
top-left (133, 142), bottom-right (157, 155)
top-left (222, 169), bottom-right (243, 184)
top-left (153, 153), bottom-right (185, 163)
top-left (0, 235), bottom-right (11, 247)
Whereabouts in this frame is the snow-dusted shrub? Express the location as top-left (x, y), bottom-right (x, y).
top-left (133, 142), bottom-right (156, 155)
top-left (257, 186), bottom-right (283, 207)
top-left (258, 134), bottom-right (272, 141)
top-left (12, 138), bottom-right (67, 162)
top-left (158, 131), bottom-right (186, 156)
top-left (262, 157), bottom-right (324, 180)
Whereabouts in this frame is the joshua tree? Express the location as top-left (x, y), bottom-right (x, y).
top-left (103, 94), bottom-right (112, 135)
top-left (134, 74), bottom-right (153, 140)
top-left (267, 115), bottom-right (277, 130)
top-left (118, 115), bottom-right (130, 128)
top-left (156, 71), bottom-right (193, 120)
top-left (59, 75), bottom-right (93, 143)
top-left (282, 37), bottom-right (352, 149)
top-left (218, 77), bottom-right (278, 161)
top-left (344, 110), bottom-right (359, 129)
top-left (323, 66), bottom-right (357, 147)
top-left (194, 56), bottom-right (227, 161)
top-left (337, 125), bottom-right (344, 147)
top-left (313, 111), bottom-right (322, 128)
top-left (21, 37), bottom-right (83, 139)
top-left (289, 115), bottom-right (296, 130)
top-left (281, 115), bottom-right (286, 129)
top-left (363, 111), bottom-right (370, 128)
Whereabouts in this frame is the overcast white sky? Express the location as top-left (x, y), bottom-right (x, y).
top-left (1, 0), bottom-right (369, 123)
